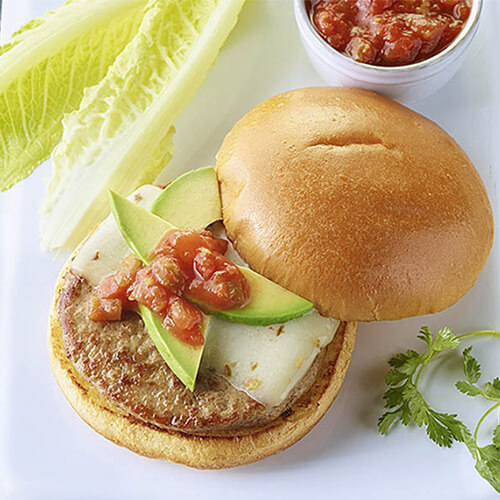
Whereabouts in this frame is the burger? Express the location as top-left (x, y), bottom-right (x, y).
top-left (49, 87), bottom-right (493, 469)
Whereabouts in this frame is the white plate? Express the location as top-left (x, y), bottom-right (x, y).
top-left (1, 1), bottom-right (499, 499)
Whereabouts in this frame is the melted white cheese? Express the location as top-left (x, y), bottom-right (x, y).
top-left (72, 185), bottom-right (162, 286)
top-left (71, 185), bottom-right (338, 407)
top-left (202, 313), bottom-right (338, 406)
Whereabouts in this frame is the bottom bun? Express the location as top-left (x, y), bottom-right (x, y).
top-left (49, 261), bottom-right (356, 469)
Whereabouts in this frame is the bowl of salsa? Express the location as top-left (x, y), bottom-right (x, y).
top-left (294, 0), bottom-right (482, 102)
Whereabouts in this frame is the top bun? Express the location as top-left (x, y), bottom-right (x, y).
top-left (216, 87), bottom-right (493, 322)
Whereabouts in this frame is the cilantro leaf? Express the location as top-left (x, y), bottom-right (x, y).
top-left (388, 350), bottom-right (420, 368)
top-left (383, 385), bottom-right (406, 409)
top-left (385, 368), bottom-right (408, 386)
top-left (429, 410), bottom-right (471, 446)
top-left (402, 383), bottom-right (468, 448)
top-left (483, 378), bottom-right (500, 400)
top-left (432, 327), bottom-right (461, 353)
top-left (378, 410), bottom-right (401, 435)
top-left (424, 410), bottom-right (465, 448)
top-left (417, 326), bottom-right (434, 349)
top-left (403, 383), bottom-right (428, 427)
top-left (387, 350), bottom-right (422, 376)
top-left (455, 347), bottom-right (483, 398)
top-left (462, 346), bottom-right (481, 384)
top-left (455, 380), bottom-right (482, 397)
top-left (476, 445), bottom-right (500, 493)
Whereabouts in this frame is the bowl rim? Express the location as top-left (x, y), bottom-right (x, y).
top-left (295, 0), bottom-right (483, 73)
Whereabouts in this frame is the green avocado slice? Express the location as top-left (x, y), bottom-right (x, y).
top-left (138, 305), bottom-right (209, 391)
top-left (151, 166), bottom-right (221, 229)
top-left (190, 267), bottom-right (313, 326)
top-left (110, 191), bottom-right (206, 391)
top-left (111, 190), bottom-right (175, 265)
top-left (110, 190), bottom-right (313, 327)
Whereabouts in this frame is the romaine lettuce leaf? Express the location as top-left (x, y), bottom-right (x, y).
top-left (40, 0), bottom-right (246, 251)
top-left (0, 0), bottom-right (147, 191)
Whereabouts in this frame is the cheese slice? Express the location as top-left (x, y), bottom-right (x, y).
top-left (203, 313), bottom-right (338, 406)
top-left (72, 185), bottom-right (162, 285)
top-left (71, 185), bottom-right (338, 407)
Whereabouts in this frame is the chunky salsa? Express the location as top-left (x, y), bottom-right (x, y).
top-left (88, 229), bottom-right (250, 346)
top-left (310, 0), bottom-right (471, 66)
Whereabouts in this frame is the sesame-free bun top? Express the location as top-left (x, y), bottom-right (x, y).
top-left (216, 87), bottom-right (494, 322)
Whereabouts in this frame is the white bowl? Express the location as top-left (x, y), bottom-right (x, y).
top-left (294, 0), bottom-right (483, 103)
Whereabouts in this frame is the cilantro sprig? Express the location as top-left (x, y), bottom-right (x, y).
top-left (378, 327), bottom-right (500, 493)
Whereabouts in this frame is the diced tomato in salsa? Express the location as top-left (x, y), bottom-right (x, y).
top-left (128, 267), bottom-right (172, 316)
top-left (310, 0), bottom-right (471, 66)
top-left (188, 248), bottom-right (249, 311)
top-left (87, 295), bottom-right (122, 322)
top-left (88, 228), bottom-right (249, 347)
top-left (151, 255), bottom-right (186, 291)
top-left (155, 229), bottom-right (229, 271)
top-left (164, 296), bottom-right (205, 346)
top-left (97, 254), bottom-right (142, 304)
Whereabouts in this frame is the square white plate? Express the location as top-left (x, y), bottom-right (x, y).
top-left (1, 1), bottom-right (499, 499)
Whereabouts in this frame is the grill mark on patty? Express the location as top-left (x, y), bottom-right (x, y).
top-left (58, 271), bottom-right (324, 435)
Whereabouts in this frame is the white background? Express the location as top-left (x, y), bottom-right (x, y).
top-left (1, 1), bottom-right (499, 499)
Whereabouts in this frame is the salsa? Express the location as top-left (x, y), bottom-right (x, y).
top-left (310, 0), bottom-right (471, 66)
top-left (88, 229), bottom-right (250, 346)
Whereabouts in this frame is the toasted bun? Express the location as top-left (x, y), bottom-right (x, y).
top-left (216, 87), bottom-right (494, 322)
top-left (49, 254), bottom-right (356, 469)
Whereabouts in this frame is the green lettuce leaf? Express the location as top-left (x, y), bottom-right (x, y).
top-left (40, 0), bottom-right (246, 251)
top-left (0, 0), bottom-right (147, 191)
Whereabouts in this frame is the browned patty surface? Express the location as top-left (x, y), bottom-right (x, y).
top-left (58, 271), bottom-right (327, 436)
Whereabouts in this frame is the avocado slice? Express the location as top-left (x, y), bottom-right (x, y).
top-left (110, 191), bottom-right (207, 391)
top-left (191, 267), bottom-right (313, 326)
top-left (111, 191), bottom-right (175, 265)
top-left (139, 305), bottom-right (209, 391)
top-left (110, 191), bottom-right (313, 327)
top-left (151, 167), bottom-right (221, 229)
